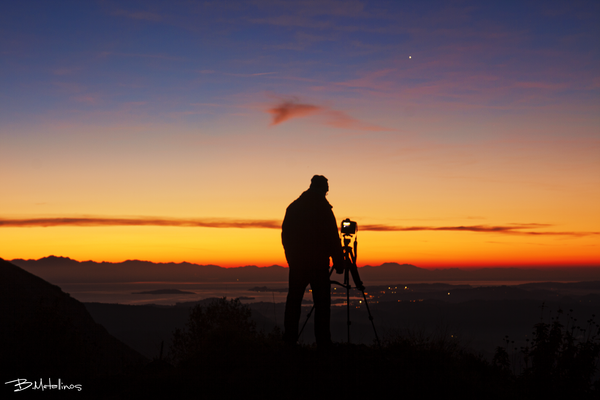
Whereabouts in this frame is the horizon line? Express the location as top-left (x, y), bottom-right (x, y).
top-left (6, 255), bottom-right (600, 270)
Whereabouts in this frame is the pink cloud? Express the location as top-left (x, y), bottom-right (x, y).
top-left (72, 95), bottom-right (99, 105)
top-left (267, 98), bottom-right (391, 131)
top-left (515, 82), bottom-right (570, 90)
top-left (267, 100), bottom-right (321, 125)
top-left (52, 67), bottom-right (80, 76)
top-left (333, 69), bottom-right (397, 91)
top-left (324, 110), bottom-right (392, 131)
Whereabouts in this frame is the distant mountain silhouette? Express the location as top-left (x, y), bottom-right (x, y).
top-left (0, 258), bottom-right (147, 379)
top-left (11, 256), bottom-right (288, 283)
top-left (10, 256), bottom-right (600, 284)
top-left (357, 262), bottom-right (432, 281)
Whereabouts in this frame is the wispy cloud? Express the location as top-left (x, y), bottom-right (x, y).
top-left (268, 100), bottom-right (321, 125)
top-left (514, 82), bottom-right (570, 90)
top-left (98, 51), bottom-right (185, 61)
top-left (71, 94), bottom-right (100, 105)
top-left (360, 224), bottom-right (600, 237)
top-left (267, 98), bottom-right (392, 131)
top-left (0, 217), bottom-right (280, 229)
top-left (324, 110), bottom-right (392, 131)
top-left (52, 67), bottom-right (81, 76)
top-left (1, 217), bottom-right (597, 237)
top-left (226, 72), bottom-right (277, 77)
top-left (333, 69), bottom-right (397, 91)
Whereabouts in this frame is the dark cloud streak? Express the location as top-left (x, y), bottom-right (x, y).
top-left (361, 224), bottom-right (599, 237)
top-left (0, 217), bottom-right (281, 229)
top-left (0, 217), bottom-right (597, 237)
top-left (268, 100), bottom-right (321, 125)
top-left (267, 98), bottom-right (392, 130)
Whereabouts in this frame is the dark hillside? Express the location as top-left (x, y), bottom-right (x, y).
top-left (0, 258), bottom-right (146, 383)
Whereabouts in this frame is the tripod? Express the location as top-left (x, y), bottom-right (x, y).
top-left (298, 227), bottom-right (380, 346)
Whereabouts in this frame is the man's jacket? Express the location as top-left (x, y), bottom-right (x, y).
top-left (281, 188), bottom-right (344, 267)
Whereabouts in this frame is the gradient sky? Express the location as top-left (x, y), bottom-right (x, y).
top-left (1, 0), bottom-right (599, 268)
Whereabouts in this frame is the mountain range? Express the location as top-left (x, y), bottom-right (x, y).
top-left (10, 256), bottom-right (600, 283)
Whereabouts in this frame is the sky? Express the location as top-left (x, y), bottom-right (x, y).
top-left (1, 0), bottom-right (599, 268)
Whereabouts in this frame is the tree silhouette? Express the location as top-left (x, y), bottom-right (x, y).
top-left (169, 297), bottom-right (257, 365)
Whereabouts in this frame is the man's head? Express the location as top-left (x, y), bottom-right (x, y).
top-left (309, 175), bottom-right (329, 195)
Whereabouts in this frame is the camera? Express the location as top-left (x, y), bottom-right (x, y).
top-left (341, 218), bottom-right (357, 235)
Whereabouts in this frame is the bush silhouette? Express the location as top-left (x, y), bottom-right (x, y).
top-left (169, 297), bottom-right (258, 365)
top-left (494, 307), bottom-right (600, 398)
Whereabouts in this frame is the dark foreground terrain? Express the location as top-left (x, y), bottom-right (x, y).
top-left (3, 257), bottom-right (600, 399)
top-left (85, 281), bottom-right (600, 361)
top-left (81, 299), bottom-right (600, 400)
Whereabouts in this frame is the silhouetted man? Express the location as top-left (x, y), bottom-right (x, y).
top-left (282, 175), bottom-right (344, 347)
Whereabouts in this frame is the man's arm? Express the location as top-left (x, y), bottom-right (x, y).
top-left (325, 207), bottom-right (344, 269)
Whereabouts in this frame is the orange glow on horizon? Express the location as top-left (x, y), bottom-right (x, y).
top-left (1, 225), bottom-right (598, 269)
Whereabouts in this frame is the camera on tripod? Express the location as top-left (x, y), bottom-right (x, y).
top-left (341, 218), bottom-right (357, 235)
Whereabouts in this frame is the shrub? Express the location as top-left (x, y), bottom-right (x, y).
top-left (494, 307), bottom-right (600, 398)
top-left (169, 297), bottom-right (257, 365)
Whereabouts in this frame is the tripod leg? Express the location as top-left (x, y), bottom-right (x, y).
top-left (347, 275), bottom-right (351, 343)
top-left (346, 250), bottom-right (380, 347)
top-left (361, 289), bottom-right (381, 347)
top-left (297, 304), bottom-right (315, 342)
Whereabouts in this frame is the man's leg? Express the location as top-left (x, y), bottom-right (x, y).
top-left (283, 266), bottom-right (309, 345)
top-left (310, 266), bottom-right (332, 347)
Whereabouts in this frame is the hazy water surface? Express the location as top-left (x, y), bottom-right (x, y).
top-left (56, 280), bottom-right (555, 306)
